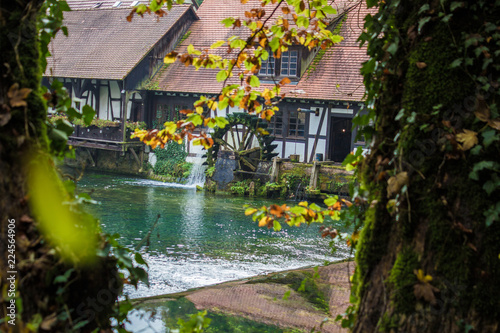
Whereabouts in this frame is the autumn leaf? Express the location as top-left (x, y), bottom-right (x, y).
top-left (346, 231), bottom-right (359, 247)
top-left (341, 199), bottom-right (353, 207)
top-left (270, 204), bottom-right (289, 218)
top-left (414, 269), bottom-right (432, 283)
top-left (386, 172), bottom-right (408, 197)
top-left (474, 103), bottom-right (490, 122)
top-left (245, 208), bottom-right (257, 216)
top-left (416, 62), bottom-right (427, 69)
top-left (259, 216), bottom-right (271, 227)
top-left (488, 119), bottom-right (500, 130)
top-left (413, 269), bottom-right (438, 304)
top-left (456, 129), bottom-right (478, 150)
top-left (414, 283), bottom-right (439, 305)
top-left (279, 77), bottom-right (291, 85)
top-left (8, 83), bottom-right (32, 107)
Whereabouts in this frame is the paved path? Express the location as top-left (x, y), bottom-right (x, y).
top-left (185, 261), bottom-right (354, 332)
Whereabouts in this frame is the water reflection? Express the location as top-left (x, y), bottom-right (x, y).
top-left (78, 172), bottom-right (350, 299)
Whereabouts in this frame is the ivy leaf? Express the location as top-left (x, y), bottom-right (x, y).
top-left (82, 105), bottom-right (95, 126)
top-left (485, 202), bottom-right (500, 227)
top-left (418, 16), bottom-right (431, 34)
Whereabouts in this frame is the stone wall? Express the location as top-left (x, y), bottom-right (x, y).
top-left (65, 147), bottom-right (145, 175)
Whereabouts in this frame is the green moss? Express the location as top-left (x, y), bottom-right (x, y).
top-left (387, 247), bottom-right (419, 314)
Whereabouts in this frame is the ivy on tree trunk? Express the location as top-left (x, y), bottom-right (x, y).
top-left (352, 0), bottom-right (500, 332)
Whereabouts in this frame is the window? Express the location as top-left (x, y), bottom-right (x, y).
top-left (288, 111), bottom-right (305, 137)
top-left (258, 49), bottom-right (299, 77)
top-left (271, 111), bottom-right (283, 137)
top-left (259, 54), bottom-right (276, 76)
top-left (281, 50), bottom-right (298, 77)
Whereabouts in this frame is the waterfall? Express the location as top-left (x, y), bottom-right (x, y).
top-left (185, 156), bottom-right (207, 187)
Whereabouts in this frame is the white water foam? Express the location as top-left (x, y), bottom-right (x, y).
top-left (185, 155), bottom-right (207, 187)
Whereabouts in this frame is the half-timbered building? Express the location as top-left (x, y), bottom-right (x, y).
top-left (43, 1), bottom-right (198, 156)
top-left (145, 0), bottom-right (369, 163)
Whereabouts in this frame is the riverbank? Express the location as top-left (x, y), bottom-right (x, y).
top-left (133, 260), bottom-right (354, 332)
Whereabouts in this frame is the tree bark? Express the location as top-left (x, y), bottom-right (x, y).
top-left (352, 1), bottom-right (500, 332)
top-left (1, 2), bottom-right (121, 331)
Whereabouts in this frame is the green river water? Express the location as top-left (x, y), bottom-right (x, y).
top-left (78, 171), bottom-right (350, 331)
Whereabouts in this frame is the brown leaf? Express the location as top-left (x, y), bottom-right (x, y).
top-left (456, 129), bottom-right (478, 150)
top-left (0, 113), bottom-right (12, 127)
top-left (8, 83), bottom-right (32, 108)
top-left (20, 214), bottom-right (34, 223)
top-left (488, 119), bottom-right (500, 130)
top-left (414, 283), bottom-right (439, 305)
top-left (416, 62), bottom-right (427, 69)
top-left (474, 101), bottom-right (490, 122)
top-left (40, 313), bottom-right (58, 330)
top-left (454, 222), bottom-right (472, 234)
top-left (387, 172), bottom-right (409, 197)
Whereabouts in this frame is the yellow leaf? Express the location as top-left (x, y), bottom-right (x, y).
top-left (210, 40), bottom-right (226, 49)
top-left (164, 121), bottom-right (177, 134)
top-left (245, 208), bottom-right (257, 216)
top-left (164, 52), bottom-right (178, 64)
top-left (298, 201), bottom-right (308, 207)
top-left (414, 269), bottom-right (433, 283)
top-left (456, 129), bottom-right (478, 150)
top-left (28, 154), bottom-right (97, 263)
top-left (259, 216), bottom-right (270, 227)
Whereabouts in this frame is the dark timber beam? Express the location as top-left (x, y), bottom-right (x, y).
top-left (308, 106), bottom-right (328, 163)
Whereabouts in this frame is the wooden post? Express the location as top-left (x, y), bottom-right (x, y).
top-left (85, 148), bottom-right (95, 167)
top-left (270, 157), bottom-right (280, 183)
top-left (129, 147), bottom-right (141, 169)
top-left (309, 160), bottom-right (320, 190)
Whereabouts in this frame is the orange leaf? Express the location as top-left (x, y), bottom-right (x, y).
top-left (279, 77), bottom-right (291, 85)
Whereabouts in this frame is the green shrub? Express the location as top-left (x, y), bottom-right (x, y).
top-left (153, 141), bottom-right (190, 178)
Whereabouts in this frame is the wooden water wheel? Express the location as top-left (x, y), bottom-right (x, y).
top-left (205, 113), bottom-right (279, 171)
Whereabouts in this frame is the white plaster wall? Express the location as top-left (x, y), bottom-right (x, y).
top-left (109, 81), bottom-right (121, 98)
top-left (284, 142), bottom-right (305, 162)
top-left (330, 108), bottom-right (354, 115)
top-left (308, 107), bottom-right (326, 136)
top-left (273, 141), bottom-right (283, 156)
top-left (111, 101), bottom-right (121, 119)
top-left (99, 85), bottom-right (109, 119)
top-left (307, 138), bottom-right (327, 161)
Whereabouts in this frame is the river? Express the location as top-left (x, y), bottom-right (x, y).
top-left (77, 171), bottom-right (350, 331)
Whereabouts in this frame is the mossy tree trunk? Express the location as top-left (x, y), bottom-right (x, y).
top-left (1, 2), bottom-right (121, 331)
top-left (352, 1), bottom-right (499, 332)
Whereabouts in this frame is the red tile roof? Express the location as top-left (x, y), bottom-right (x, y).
top-left (153, 0), bottom-right (370, 102)
top-left (45, 5), bottom-right (194, 80)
